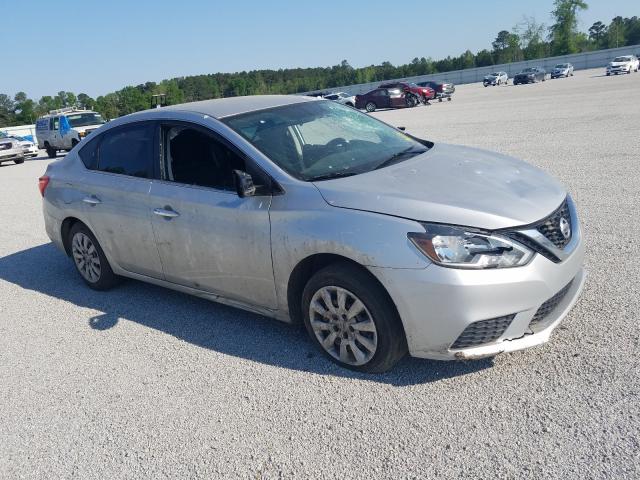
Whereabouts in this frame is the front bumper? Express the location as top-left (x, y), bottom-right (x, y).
top-left (607, 67), bottom-right (629, 74)
top-left (370, 227), bottom-right (585, 361)
top-left (0, 151), bottom-right (24, 163)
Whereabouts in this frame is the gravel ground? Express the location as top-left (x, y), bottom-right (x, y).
top-left (1, 68), bottom-right (639, 479)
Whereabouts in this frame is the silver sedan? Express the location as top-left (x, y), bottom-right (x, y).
top-left (40, 95), bottom-right (585, 372)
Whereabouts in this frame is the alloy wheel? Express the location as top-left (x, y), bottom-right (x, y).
top-left (308, 286), bottom-right (378, 366)
top-left (72, 232), bottom-right (102, 283)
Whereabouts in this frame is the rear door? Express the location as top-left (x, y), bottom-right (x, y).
top-left (77, 121), bottom-right (164, 278)
top-left (148, 121), bottom-right (277, 309)
top-left (373, 89), bottom-right (391, 108)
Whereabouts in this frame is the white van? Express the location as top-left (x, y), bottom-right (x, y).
top-left (36, 108), bottom-right (105, 158)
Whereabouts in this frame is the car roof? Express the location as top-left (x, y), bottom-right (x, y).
top-left (160, 95), bottom-right (317, 119)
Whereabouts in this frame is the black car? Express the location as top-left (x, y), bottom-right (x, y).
top-left (513, 67), bottom-right (547, 85)
top-left (416, 81), bottom-right (455, 101)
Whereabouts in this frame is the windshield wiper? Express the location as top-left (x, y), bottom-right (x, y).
top-left (374, 146), bottom-right (427, 170)
top-left (307, 171), bottom-right (358, 182)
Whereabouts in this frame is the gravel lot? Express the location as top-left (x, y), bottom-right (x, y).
top-left (1, 68), bottom-right (639, 479)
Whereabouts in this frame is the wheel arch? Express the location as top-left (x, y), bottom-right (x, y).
top-left (61, 216), bottom-right (84, 256)
top-left (286, 253), bottom-right (402, 332)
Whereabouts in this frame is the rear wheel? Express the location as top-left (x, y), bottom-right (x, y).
top-left (14, 158), bottom-right (24, 164)
top-left (71, 139), bottom-right (79, 149)
top-left (302, 263), bottom-right (407, 373)
top-left (45, 144), bottom-right (56, 158)
top-left (69, 223), bottom-right (119, 290)
top-left (365, 102), bottom-right (376, 113)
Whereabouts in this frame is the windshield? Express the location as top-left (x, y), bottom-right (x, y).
top-left (66, 112), bottom-right (105, 128)
top-left (613, 56), bottom-right (630, 62)
top-left (521, 68), bottom-right (536, 73)
top-left (224, 101), bottom-right (428, 181)
top-left (555, 64), bottom-right (567, 68)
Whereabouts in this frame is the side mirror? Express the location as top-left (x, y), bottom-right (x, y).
top-left (397, 126), bottom-right (406, 131)
top-left (233, 170), bottom-right (256, 198)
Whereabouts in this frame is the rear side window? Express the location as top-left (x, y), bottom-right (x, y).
top-left (78, 136), bottom-right (99, 170)
top-left (97, 123), bottom-right (154, 178)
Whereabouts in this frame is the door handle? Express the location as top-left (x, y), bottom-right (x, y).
top-left (82, 195), bottom-right (101, 205)
top-left (153, 207), bottom-right (180, 218)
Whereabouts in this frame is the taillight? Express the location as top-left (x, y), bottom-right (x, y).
top-left (38, 176), bottom-right (49, 197)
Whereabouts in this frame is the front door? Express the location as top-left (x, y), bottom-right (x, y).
top-left (148, 122), bottom-right (277, 309)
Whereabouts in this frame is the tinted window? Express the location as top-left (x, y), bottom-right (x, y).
top-left (97, 123), bottom-right (154, 178)
top-left (164, 126), bottom-right (245, 191)
top-left (78, 136), bottom-right (99, 169)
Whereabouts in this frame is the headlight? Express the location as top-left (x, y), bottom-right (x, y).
top-left (408, 224), bottom-right (533, 269)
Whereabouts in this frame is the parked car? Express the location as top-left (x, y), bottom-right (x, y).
top-left (40, 95), bottom-right (585, 372)
top-left (606, 55), bottom-right (639, 75)
top-left (550, 63), bottom-right (574, 79)
top-left (11, 135), bottom-right (39, 158)
top-left (513, 67), bottom-right (547, 85)
top-left (355, 88), bottom-right (408, 112)
top-left (416, 81), bottom-right (455, 101)
top-left (379, 82), bottom-right (435, 105)
top-left (0, 137), bottom-right (25, 165)
top-left (483, 72), bottom-right (508, 87)
top-left (323, 92), bottom-right (356, 107)
top-left (36, 108), bottom-right (106, 158)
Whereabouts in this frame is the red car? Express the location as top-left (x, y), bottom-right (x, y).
top-left (355, 87), bottom-right (408, 112)
top-left (379, 82), bottom-right (435, 105)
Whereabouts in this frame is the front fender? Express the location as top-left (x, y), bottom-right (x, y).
top-left (269, 184), bottom-right (430, 315)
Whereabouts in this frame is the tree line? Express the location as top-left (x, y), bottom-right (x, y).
top-left (1, 2), bottom-right (639, 128)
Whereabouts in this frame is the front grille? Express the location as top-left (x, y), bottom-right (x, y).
top-left (505, 232), bottom-right (560, 263)
top-left (451, 315), bottom-right (515, 349)
top-left (529, 280), bottom-right (574, 331)
top-left (536, 200), bottom-right (572, 248)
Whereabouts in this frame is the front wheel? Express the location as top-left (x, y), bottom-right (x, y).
top-left (302, 263), bottom-right (407, 373)
top-left (14, 158), bottom-right (24, 164)
top-left (69, 223), bottom-right (119, 290)
top-left (365, 102), bottom-right (376, 113)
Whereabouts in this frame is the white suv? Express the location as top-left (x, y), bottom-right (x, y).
top-left (606, 55), bottom-right (639, 75)
top-left (36, 108), bottom-right (105, 158)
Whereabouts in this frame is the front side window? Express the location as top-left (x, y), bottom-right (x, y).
top-left (53, 117), bottom-right (60, 130)
top-left (224, 100), bottom-right (429, 181)
top-left (163, 126), bottom-right (245, 191)
top-left (97, 123), bottom-right (154, 178)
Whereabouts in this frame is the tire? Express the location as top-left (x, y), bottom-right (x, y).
top-left (68, 223), bottom-right (119, 290)
top-left (71, 139), bottom-right (79, 149)
top-left (45, 145), bottom-right (56, 158)
top-left (365, 102), bottom-right (376, 113)
top-left (14, 159), bottom-right (24, 164)
top-left (405, 94), bottom-right (417, 108)
top-left (447, 97), bottom-right (451, 101)
top-left (302, 262), bottom-right (407, 373)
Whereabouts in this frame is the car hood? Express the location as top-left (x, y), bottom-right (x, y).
top-left (312, 143), bottom-right (566, 230)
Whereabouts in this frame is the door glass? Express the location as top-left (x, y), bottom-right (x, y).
top-left (97, 123), bottom-right (154, 178)
top-left (164, 126), bottom-right (245, 191)
top-left (53, 117), bottom-right (59, 130)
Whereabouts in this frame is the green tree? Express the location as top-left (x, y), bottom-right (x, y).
top-left (588, 21), bottom-right (607, 47)
top-left (549, 0), bottom-right (589, 55)
top-left (0, 94), bottom-right (15, 127)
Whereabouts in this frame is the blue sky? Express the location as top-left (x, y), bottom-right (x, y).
top-left (1, 0), bottom-right (637, 99)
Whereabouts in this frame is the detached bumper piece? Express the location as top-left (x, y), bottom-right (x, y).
top-left (450, 315), bottom-right (515, 349)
